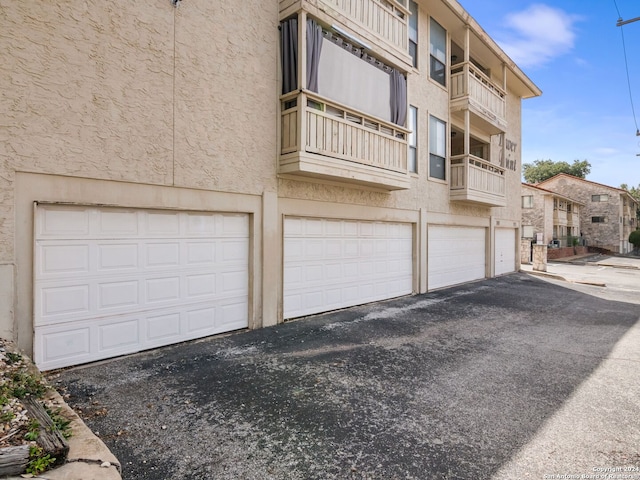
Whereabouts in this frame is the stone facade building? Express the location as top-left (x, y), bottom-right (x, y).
top-left (537, 174), bottom-right (638, 253)
top-left (521, 183), bottom-right (582, 247)
top-left (1, 0), bottom-right (540, 370)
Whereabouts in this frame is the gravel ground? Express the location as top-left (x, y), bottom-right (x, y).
top-left (0, 340), bottom-right (45, 449)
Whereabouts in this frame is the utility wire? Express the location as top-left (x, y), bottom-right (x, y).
top-left (613, 0), bottom-right (640, 135)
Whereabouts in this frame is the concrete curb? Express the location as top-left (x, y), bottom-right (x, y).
top-left (520, 269), bottom-right (607, 287)
top-left (595, 262), bottom-right (640, 270)
top-left (520, 269), bottom-right (568, 282)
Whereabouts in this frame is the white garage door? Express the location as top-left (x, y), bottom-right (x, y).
top-left (428, 225), bottom-right (486, 290)
top-left (495, 228), bottom-right (517, 276)
top-left (284, 217), bottom-right (413, 318)
top-left (34, 205), bottom-right (249, 370)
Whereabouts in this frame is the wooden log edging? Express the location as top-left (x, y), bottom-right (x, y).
top-left (22, 396), bottom-right (70, 467)
top-left (0, 444), bottom-right (30, 477)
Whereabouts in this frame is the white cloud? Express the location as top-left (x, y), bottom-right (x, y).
top-left (496, 4), bottom-right (580, 69)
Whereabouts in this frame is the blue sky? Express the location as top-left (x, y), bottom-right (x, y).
top-left (460, 0), bottom-right (640, 189)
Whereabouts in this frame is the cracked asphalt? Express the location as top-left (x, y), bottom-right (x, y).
top-left (51, 273), bottom-right (640, 480)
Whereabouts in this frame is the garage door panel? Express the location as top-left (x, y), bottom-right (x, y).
top-left (100, 319), bottom-right (140, 351)
top-left (40, 327), bottom-right (91, 363)
top-left (99, 210), bottom-right (138, 235)
top-left (147, 313), bottom-right (181, 341)
top-left (34, 206), bottom-right (249, 370)
top-left (147, 277), bottom-right (181, 303)
top-left (39, 284), bottom-right (90, 319)
top-left (98, 280), bottom-right (140, 309)
top-left (146, 242), bottom-right (180, 267)
top-left (39, 244), bottom-right (90, 276)
top-left (38, 207), bottom-right (90, 237)
top-left (146, 212), bottom-right (180, 235)
top-left (284, 218), bottom-right (413, 318)
top-left (98, 243), bottom-right (139, 270)
top-left (495, 228), bottom-right (517, 276)
top-left (428, 226), bottom-right (486, 290)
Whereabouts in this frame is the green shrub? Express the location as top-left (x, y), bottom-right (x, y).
top-left (630, 230), bottom-right (640, 249)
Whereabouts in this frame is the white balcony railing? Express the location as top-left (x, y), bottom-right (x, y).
top-left (451, 62), bottom-right (507, 131)
top-left (450, 154), bottom-right (506, 206)
top-left (318, 0), bottom-right (409, 52)
top-left (280, 90), bottom-right (410, 190)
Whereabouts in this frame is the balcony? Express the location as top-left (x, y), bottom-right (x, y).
top-left (450, 62), bottom-right (507, 134)
top-left (553, 209), bottom-right (568, 225)
top-left (450, 154), bottom-right (506, 207)
top-left (280, 90), bottom-right (410, 191)
top-left (279, 0), bottom-right (412, 67)
top-left (567, 212), bottom-right (579, 226)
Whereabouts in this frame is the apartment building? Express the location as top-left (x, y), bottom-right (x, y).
top-left (0, 0), bottom-right (540, 370)
top-left (521, 183), bottom-right (583, 247)
top-left (538, 174), bottom-right (638, 253)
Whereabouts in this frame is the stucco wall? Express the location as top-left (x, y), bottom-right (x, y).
top-left (173, 1), bottom-right (278, 192)
top-left (492, 92), bottom-right (523, 224)
top-left (0, 0), bottom-right (279, 262)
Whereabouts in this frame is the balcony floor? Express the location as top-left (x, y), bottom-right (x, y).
top-left (280, 152), bottom-right (410, 191)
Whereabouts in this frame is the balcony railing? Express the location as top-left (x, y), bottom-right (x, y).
top-left (319, 0), bottom-right (409, 51)
top-left (450, 154), bottom-right (506, 207)
top-left (451, 62), bottom-right (507, 133)
top-left (280, 90), bottom-right (410, 190)
top-left (280, 0), bottom-right (411, 65)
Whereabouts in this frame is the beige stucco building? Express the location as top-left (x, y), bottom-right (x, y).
top-left (538, 174), bottom-right (638, 253)
top-left (0, 0), bottom-right (540, 370)
top-left (521, 183), bottom-right (583, 247)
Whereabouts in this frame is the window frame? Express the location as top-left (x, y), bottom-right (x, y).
top-left (591, 216), bottom-right (607, 223)
top-left (408, 105), bottom-right (418, 173)
top-left (408, 0), bottom-right (418, 68)
top-left (429, 17), bottom-right (447, 87)
top-left (591, 194), bottom-right (609, 202)
top-left (428, 114), bottom-right (447, 181)
top-left (522, 196), bottom-right (534, 209)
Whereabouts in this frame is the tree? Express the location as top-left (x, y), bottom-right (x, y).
top-left (630, 230), bottom-right (640, 251)
top-left (522, 159), bottom-right (591, 184)
top-left (620, 183), bottom-right (640, 201)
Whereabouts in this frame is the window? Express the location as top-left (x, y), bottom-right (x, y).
top-left (408, 105), bottom-right (418, 173)
top-left (429, 115), bottom-right (446, 180)
top-left (522, 225), bottom-right (534, 238)
top-left (429, 18), bottom-right (446, 86)
top-left (592, 216), bottom-right (606, 223)
top-left (409, 1), bottom-right (418, 68)
top-left (522, 196), bottom-right (533, 208)
top-left (591, 194), bottom-right (609, 202)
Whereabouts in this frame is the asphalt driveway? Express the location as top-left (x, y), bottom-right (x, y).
top-left (51, 273), bottom-right (640, 480)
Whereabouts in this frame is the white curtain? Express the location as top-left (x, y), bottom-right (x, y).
top-left (317, 40), bottom-right (391, 121)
